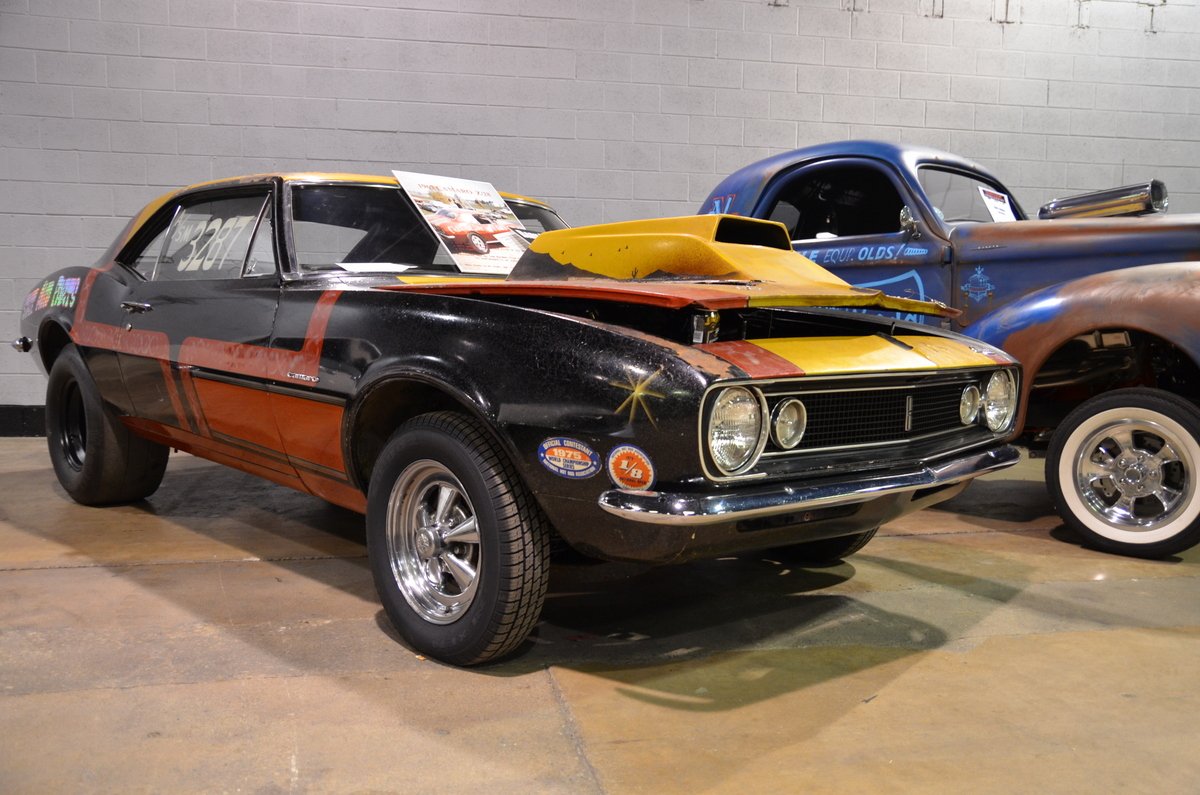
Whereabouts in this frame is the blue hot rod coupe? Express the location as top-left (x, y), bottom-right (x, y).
top-left (704, 141), bottom-right (1200, 558)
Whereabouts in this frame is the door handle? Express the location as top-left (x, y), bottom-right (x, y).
top-left (120, 301), bottom-right (153, 314)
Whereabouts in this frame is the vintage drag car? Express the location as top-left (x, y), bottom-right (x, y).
top-left (704, 141), bottom-right (1200, 559)
top-left (16, 173), bottom-right (1020, 664)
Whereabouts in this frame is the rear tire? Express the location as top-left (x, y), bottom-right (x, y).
top-left (45, 344), bottom-right (168, 505)
top-left (1046, 388), bottom-right (1200, 558)
top-left (366, 412), bottom-right (550, 665)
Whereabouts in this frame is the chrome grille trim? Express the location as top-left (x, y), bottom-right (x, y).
top-left (700, 367), bottom-right (1019, 483)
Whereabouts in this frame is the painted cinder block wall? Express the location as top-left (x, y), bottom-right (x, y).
top-left (2, 0), bottom-right (1199, 407)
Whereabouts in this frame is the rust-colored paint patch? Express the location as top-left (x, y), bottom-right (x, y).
top-left (192, 378), bottom-right (285, 453)
top-left (696, 340), bottom-right (805, 378)
top-left (270, 391), bottom-right (346, 475)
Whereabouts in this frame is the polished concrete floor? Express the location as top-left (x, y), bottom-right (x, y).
top-left (1, 437), bottom-right (1198, 793)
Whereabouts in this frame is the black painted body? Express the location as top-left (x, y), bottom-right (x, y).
top-left (19, 175), bottom-right (1018, 564)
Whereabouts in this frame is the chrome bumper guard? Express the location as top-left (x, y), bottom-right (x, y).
top-left (598, 445), bottom-right (1021, 526)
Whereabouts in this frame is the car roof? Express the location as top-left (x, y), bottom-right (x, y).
top-left (706, 139), bottom-right (1007, 217)
top-left (155, 172), bottom-right (553, 208)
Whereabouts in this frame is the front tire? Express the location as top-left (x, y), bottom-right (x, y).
top-left (45, 343), bottom-right (169, 505)
top-left (366, 412), bottom-right (550, 665)
top-left (773, 528), bottom-right (878, 565)
top-left (1046, 388), bottom-right (1200, 558)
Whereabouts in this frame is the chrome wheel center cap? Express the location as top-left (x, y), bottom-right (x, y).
top-left (415, 527), bottom-right (440, 558)
top-left (1117, 459), bottom-right (1160, 497)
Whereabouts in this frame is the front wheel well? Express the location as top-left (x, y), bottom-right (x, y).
top-left (1024, 328), bottom-right (1200, 444)
top-left (347, 378), bottom-right (493, 491)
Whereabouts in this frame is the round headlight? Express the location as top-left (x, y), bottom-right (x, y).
top-left (771, 399), bottom-right (807, 449)
top-left (959, 384), bottom-right (981, 425)
top-left (983, 370), bottom-right (1017, 432)
top-left (708, 387), bottom-right (765, 474)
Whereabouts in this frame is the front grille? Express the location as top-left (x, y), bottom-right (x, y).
top-left (700, 368), bottom-right (1017, 482)
top-left (785, 382), bottom-right (967, 452)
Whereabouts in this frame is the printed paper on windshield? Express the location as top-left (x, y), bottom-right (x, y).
top-left (393, 171), bottom-right (528, 275)
top-left (978, 186), bottom-right (1016, 223)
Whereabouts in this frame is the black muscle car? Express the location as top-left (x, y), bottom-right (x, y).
top-left (16, 173), bottom-right (1021, 664)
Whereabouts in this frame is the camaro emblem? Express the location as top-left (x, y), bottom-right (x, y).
top-left (286, 372), bottom-right (320, 383)
top-left (611, 367), bottom-right (665, 428)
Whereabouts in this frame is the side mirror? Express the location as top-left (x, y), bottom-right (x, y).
top-left (899, 205), bottom-right (921, 239)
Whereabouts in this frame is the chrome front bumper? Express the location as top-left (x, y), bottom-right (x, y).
top-left (598, 444), bottom-right (1021, 526)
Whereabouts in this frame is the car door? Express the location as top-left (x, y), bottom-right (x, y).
top-left (115, 185), bottom-right (294, 476)
top-left (759, 157), bottom-right (951, 325)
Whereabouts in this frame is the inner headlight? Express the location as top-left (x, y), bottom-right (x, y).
top-left (959, 384), bottom-right (981, 425)
top-left (708, 386), bottom-right (765, 474)
top-left (983, 370), bottom-right (1017, 432)
top-left (771, 398), bottom-right (807, 449)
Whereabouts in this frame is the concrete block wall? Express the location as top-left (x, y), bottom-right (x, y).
top-left (2, 0), bottom-right (1199, 405)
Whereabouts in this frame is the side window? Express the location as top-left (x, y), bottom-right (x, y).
top-left (918, 167), bottom-right (1019, 224)
top-left (291, 184), bottom-right (453, 273)
top-left (157, 194), bottom-right (268, 281)
top-left (766, 163), bottom-right (905, 241)
top-left (126, 222), bottom-right (173, 278)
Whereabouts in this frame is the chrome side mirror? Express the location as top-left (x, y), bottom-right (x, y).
top-left (899, 205), bottom-right (920, 239)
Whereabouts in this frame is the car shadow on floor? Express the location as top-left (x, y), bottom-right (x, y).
top-left (3, 450), bottom-right (1041, 714)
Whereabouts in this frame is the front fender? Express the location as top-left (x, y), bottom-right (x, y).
top-left (963, 262), bottom-right (1200, 422)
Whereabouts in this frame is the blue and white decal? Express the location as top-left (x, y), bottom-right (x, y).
top-left (538, 437), bottom-right (601, 479)
top-left (961, 266), bottom-right (996, 304)
top-left (796, 243), bottom-right (927, 266)
top-left (707, 193), bottom-right (736, 214)
top-left (844, 269), bottom-right (930, 324)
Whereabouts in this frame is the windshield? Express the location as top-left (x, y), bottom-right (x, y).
top-left (291, 184), bottom-right (457, 273)
top-left (918, 167), bottom-right (1022, 225)
top-left (506, 201), bottom-right (568, 234)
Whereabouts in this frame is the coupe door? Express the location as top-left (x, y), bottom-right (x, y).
top-left (116, 188), bottom-right (293, 475)
top-left (761, 158), bottom-right (951, 324)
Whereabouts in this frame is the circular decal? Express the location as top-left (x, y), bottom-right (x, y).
top-left (538, 437), bottom-right (600, 479)
top-left (607, 445), bottom-right (655, 491)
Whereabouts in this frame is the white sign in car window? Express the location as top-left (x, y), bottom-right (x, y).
top-left (393, 170), bottom-right (528, 275)
top-left (978, 186), bottom-right (1016, 223)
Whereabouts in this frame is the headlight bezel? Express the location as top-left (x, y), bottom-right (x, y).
top-left (983, 369), bottom-right (1018, 433)
top-left (704, 385), bottom-right (769, 477)
top-left (959, 384), bottom-right (982, 425)
top-left (771, 398), bottom-right (808, 450)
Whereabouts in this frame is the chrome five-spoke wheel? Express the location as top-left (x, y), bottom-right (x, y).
top-left (1072, 420), bottom-right (1189, 530)
top-left (386, 461), bottom-right (482, 625)
top-left (1048, 388), bottom-right (1200, 558)
top-left (366, 411), bottom-right (550, 665)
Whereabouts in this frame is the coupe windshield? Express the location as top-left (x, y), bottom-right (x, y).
top-left (918, 167), bottom-right (1022, 225)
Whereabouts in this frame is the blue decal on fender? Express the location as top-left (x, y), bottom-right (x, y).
top-left (962, 266), bottom-right (996, 304)
top-left (708, 194), bottom-right (735, 214)
top-left (538, 437), bottom-right (601, 479)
